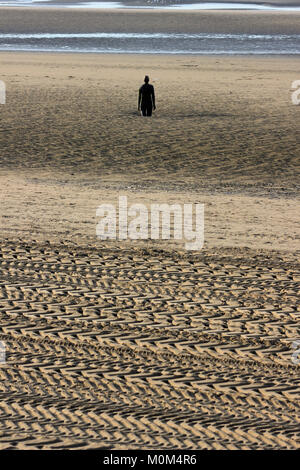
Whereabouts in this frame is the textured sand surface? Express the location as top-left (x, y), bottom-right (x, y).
top-left (0, 54), bottom-right (299, 191)
top-left (0, 52), bottom-right (299, 449)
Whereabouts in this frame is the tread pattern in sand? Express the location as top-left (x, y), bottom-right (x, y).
top-left (0, 241), bottom-right (299, 449)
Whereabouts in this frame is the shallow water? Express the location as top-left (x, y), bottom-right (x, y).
top-left (0, 31), bottom-right (300, 54)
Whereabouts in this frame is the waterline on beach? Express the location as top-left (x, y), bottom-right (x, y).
top-left (0, 31), bottom-right (300, 54)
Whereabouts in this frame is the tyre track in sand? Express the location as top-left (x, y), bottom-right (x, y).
top-left (0, 240), bottom-right (299, 449)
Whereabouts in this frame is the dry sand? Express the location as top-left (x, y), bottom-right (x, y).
top-left (0, 50), bottom-right (299, 449)
top-left (1, 7), bottom-right (300, 35)
top-left (1, 53), bottom-right (299, 252)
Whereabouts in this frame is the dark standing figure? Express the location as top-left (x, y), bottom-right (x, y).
top-left (138, 75), bottom-right (156, 116)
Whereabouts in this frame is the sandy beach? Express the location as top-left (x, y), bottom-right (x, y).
top-left (0, 7), bottom-right (299, 450)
